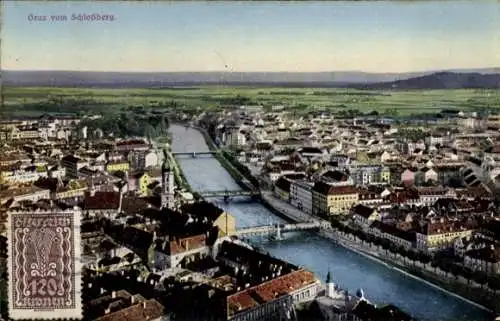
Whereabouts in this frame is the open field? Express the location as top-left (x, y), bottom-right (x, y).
top-left (2, 86), bottom-right (500, 117)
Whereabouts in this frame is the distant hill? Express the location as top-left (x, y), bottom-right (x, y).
top-left (1, 68), bottom-right (499, 88)
top-left (350, 72), bottom-right (500, 90)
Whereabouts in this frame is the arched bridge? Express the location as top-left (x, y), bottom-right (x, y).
top-left (236, 221), bottom-right (320, 239)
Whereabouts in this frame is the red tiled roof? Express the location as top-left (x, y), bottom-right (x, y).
top-left (424, 221), bottom-right (473, 235)
top-left (455, 186), bottom-right (492, 199)
top-left (83, 191), bottom-right (121, 210)
top-left (116, 139), bottom-right (147, 146)
top-left (313, 181), bottom-right (358, 196)
top-left (227, 291), bottom-right (258, 314)
top-left (417, 187), bottom-right (448, 196)
top-left (168, 234), bottom-right (207, 255)
top-left (227, 269), bottom-right (317, 316)
top-left (384, 189), bottom-right (420, 203)
top-left (94, 299), bottom-right (164, 321)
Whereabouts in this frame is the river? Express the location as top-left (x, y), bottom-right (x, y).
top-left (169, 124), bottom-right (493, 321)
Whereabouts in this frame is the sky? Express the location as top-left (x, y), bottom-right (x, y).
top-left (2, 1), bottom-right (499, 73)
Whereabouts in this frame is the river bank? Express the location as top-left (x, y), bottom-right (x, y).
top-left (319, 229), bottom-right (496, 313)
top-left (260, 189), bottom-right (498, 315)
top-left (170, 123), bottom-right (493, 320)
top-left (191, 124), bottom-right (499, 314)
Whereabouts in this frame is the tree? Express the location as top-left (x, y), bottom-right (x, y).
top-left (440, 261), bottom-right (451, 277)
top-left (330, 219), bottom-right (341, 229)
top-left (159, 116), bottom-right (169, 135)
top-left (388, 243), bottom-right (398, 255)
top-left (487, 275), bottom-right (500, 294)
top-left (381, 239), bottom-right (391, 255)
top-left (365, 234), bottom-right (375, 245)
top-left (460, 266), bottom-right (472, 285)
top-left (144, 123), bottom-right (155, 140)
top-left (420, 253), bottom-right (432, 268)
top-left (406, 250), bottom-right (418, 266)
top-left (472, 270), bottom-right (488, 289)
top-left (431, 260), bottom-right (439, 273)
top-left (449, 264), bottom-right (461, 280)
top-left (326, 271), bottom-right (332, 284)
top-left (398, 246), bottom-right (408, 264)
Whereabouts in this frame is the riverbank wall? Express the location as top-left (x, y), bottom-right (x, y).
top-left (319, 229), bottom-right (497, 314)
top-left (261, 191), bottom-right (498, 314)
top-left (193, 124), bottom-right (249, 188)
top-left (193, 123), bottom-right (260, 190)
top-left (265, 195), bottom-right (498, 314)
top-left (186, 124), bottom-right (498, 315)
top-left (252, 180), bottom-right (498, 314)
top-left (164, 148), bottom-right (193, 194)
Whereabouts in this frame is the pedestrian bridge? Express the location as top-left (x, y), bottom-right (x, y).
top-left (236, 221), bottom-right (321, 239)
top-left (172, 151), bottom-right (217, 158)
top-left (200, 190), bottom-right (260, 198)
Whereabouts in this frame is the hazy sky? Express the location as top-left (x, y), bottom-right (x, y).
top-left (2, 1), bottom-right (499, 72)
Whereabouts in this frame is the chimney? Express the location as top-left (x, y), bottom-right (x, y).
top-left (111, 291), bottom-right (116, 299)
top-left (142, 301), bottom-right (147, 309)
top-left (131, 295), bottom-right (136, 305)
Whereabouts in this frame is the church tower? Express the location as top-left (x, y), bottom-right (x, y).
top-left (161, 159), bottom-right (175, 209)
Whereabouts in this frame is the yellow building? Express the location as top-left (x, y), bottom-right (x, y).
top-left (312, 181), bottom-right (359, 216)
top-left (137, 172), bottom-right (152, 197)
top-left (416, 221), bottom-right (473, 251)
top-left (55, 179), bottom-right (88, 200)
top-left (0, 152), bottom-right (28, 167)
top-left (380, 167), bottom-right (391, 183)
top-left (213, 212), bottom-right (236, 237)
top-left (0, 170), bottom-right (13, 180)
top-left (19, 129), bottom-right (39, 140)
top-left (106, 161), bottom-right (130, 173)
top-left (179, 201), bottom-right (236, 238)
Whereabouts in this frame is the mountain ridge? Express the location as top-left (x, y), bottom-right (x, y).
top-left (2, 68), bottom-right (499, 89)
top-left (351, 71), bottom-right (500, 90)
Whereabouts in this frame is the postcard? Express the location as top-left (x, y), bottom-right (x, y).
top-left (1, 1), bottom-right (499, 321)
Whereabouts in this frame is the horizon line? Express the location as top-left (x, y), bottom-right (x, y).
top-left (2, 67), bottom-right (499, 74)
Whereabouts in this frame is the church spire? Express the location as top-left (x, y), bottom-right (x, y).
top-left (162, 157), bottom-right (169, 172)
top-left (160, 155), bottom-right (175, 210)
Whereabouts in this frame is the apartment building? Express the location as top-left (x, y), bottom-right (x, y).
top-left (312, 181), bottom-right (359, 216)
top-left (290, 180), bottom-right (314, 214)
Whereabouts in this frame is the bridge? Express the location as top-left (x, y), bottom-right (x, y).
top-left (172, 151), bottom-right (217, 158)
top-left (236, 221), bottom-right (320, 240)
top-left (200, 189), bottom-right (260, 198)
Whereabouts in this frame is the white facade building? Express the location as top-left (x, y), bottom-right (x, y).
top-left (144, 150), bottom-right (159, 168)
top-left (4, 170), bottom-right (48, 184)
top-left (290, 180), bottom-right (314, 214)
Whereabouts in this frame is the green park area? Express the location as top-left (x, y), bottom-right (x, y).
top-left (3, 86), bottom-right (500, 119)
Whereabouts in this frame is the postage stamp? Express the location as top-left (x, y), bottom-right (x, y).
top-left (7, 210), bottom-right (82, 320)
